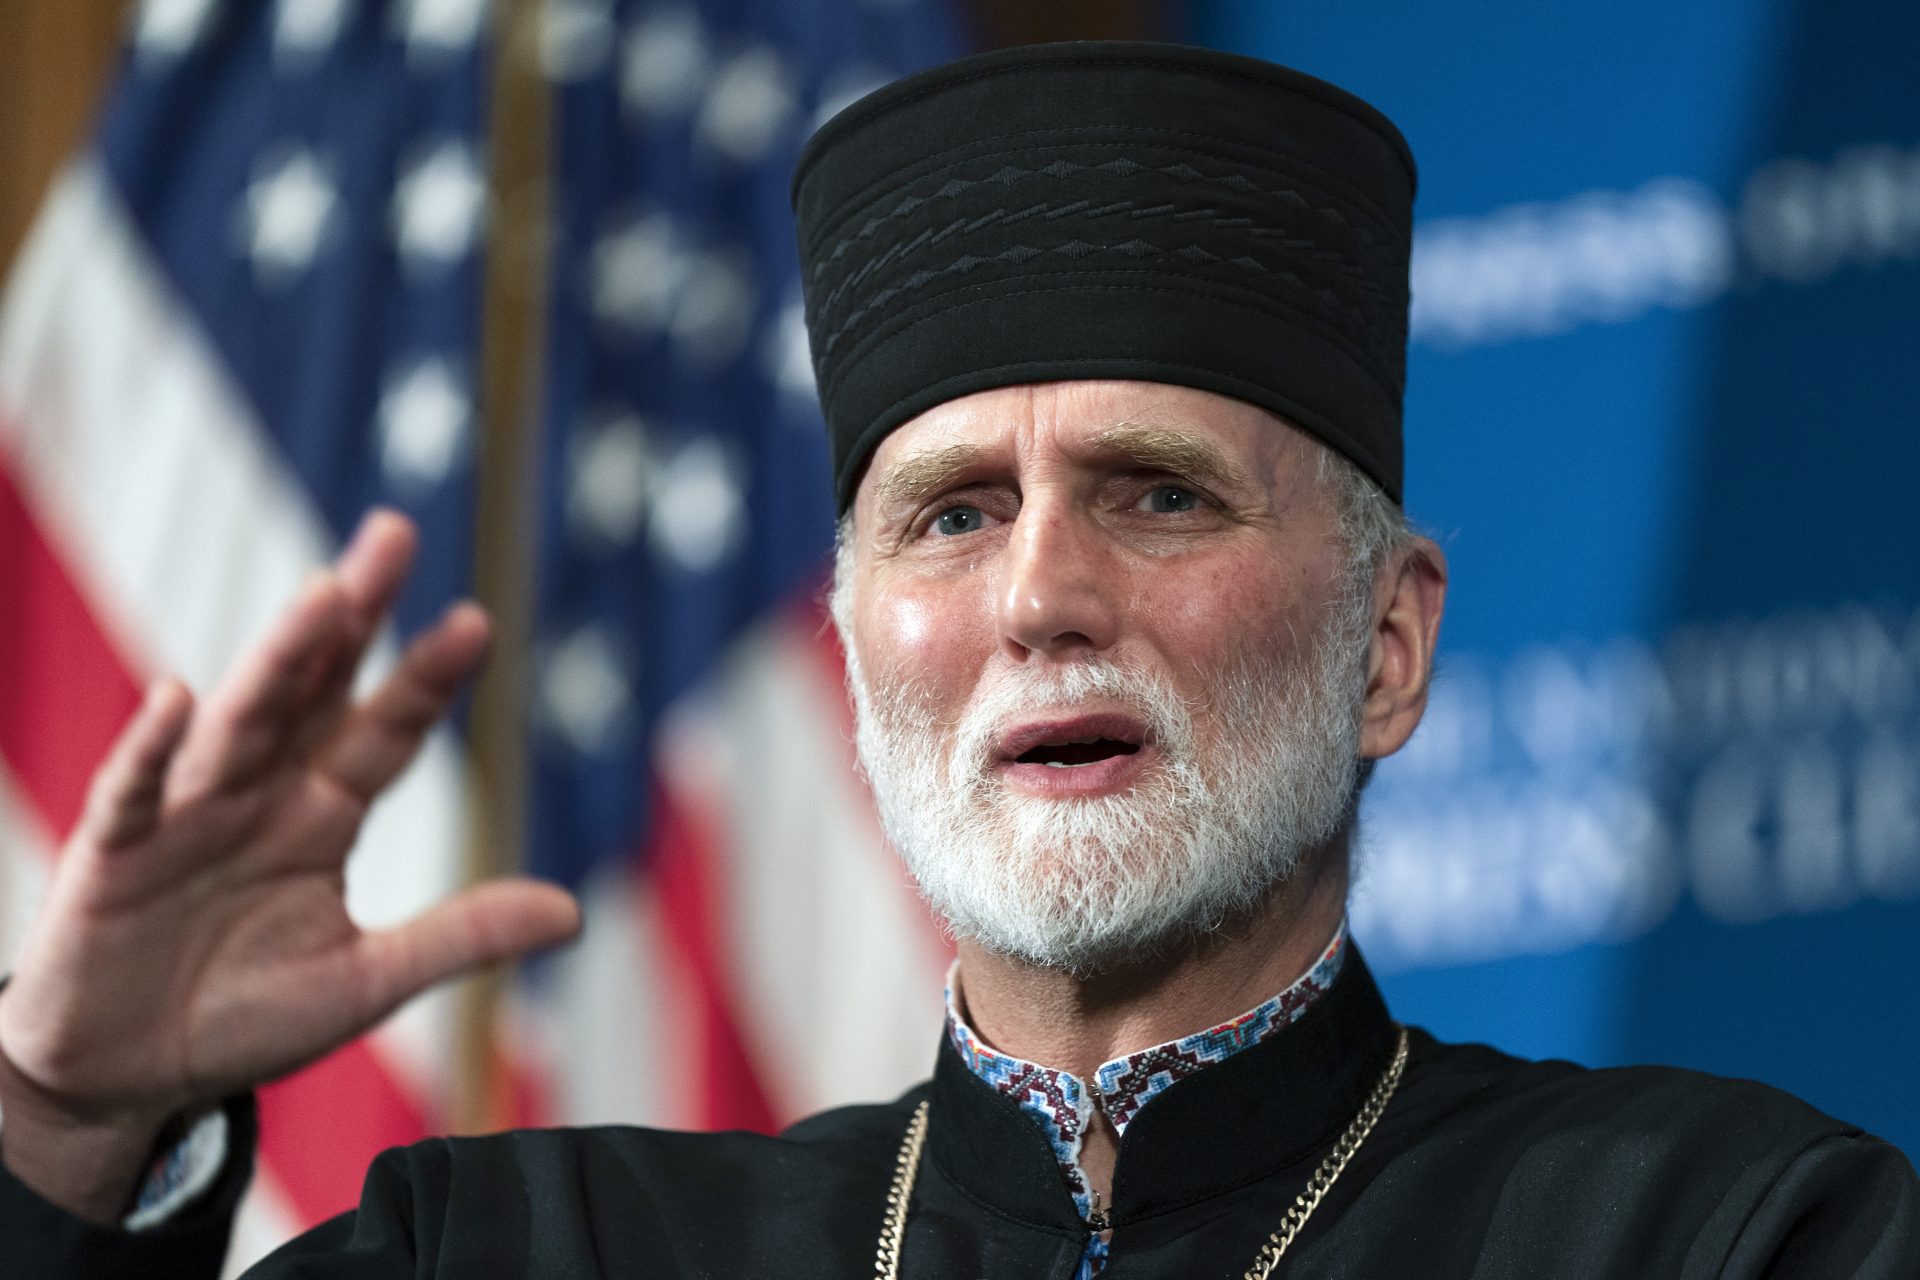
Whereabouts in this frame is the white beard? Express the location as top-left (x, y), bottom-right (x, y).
top-left (843, 601), bottom-right (1372, 975)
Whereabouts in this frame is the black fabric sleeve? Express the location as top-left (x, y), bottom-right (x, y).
top-left (236, 1142), bottom-right (433, 1279)
top-left (0, 1108), bottom-right (452, 1279)
top-left (239, 1134), bottom-right (535, 1278)
top-left (0, 1094), bottom-right (255, 1280)
top-left (1720, 1134), bottom-right (1920, 1278)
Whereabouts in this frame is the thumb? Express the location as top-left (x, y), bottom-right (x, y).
top-left (354, 880), bottom-right (582, 1017)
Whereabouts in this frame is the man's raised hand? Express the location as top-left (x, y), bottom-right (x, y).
top-left (0, 510), bottom-right (581, 1223)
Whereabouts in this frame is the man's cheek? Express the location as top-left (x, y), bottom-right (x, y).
top-left (867, 590), bottom-right (973, 684)
top-left (1158, 566), bottom-right (1307, 664)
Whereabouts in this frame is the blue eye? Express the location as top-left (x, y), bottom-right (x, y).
top-left (1143, 485), bottom-right (1200, 513)
top-left (933, 505), bottom-right (986, 535)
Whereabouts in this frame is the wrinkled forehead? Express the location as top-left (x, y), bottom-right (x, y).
top-left (853, 380), bottom-right (1322, 526)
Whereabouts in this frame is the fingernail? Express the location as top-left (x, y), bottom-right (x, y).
top-left (144, 677), bottom-right (184, 715)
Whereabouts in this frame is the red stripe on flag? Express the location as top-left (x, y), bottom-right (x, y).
top-left (643, 778), bottom-right (781, 1134)
top-left (0, 440), bottom-right (433, 1226)
top-left (255, 1042), bottom-right (434, 1223)
top-left (0, 444), bottom-right (143, 839)
top-left (489, 1040), bottom-right (555, 1132)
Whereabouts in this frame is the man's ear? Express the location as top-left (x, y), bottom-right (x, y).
top-left (1358, 536), bottom-right (1448, 761)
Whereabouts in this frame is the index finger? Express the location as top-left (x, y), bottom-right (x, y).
top-left (334, 509), bottom-right (419, 634)
top-left (163, 573), bottom-right (354, 802)
top-left (278, 510), bottom-right (425, 755)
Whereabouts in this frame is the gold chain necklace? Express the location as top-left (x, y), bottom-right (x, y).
top-left (874, 1025), bottom-right (1409, 1280)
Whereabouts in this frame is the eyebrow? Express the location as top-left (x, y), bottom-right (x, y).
top-left (1088, 420), bottom-right (1252, 493)
top-left (870, 442), bottom-right (991, 513)
top-left (868, 419), bottom-right (1254, 514)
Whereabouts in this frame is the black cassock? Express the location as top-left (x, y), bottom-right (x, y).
top-left (9, 951), bottom-right (1917, 1279)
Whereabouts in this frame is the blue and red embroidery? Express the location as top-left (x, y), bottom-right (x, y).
top-left (945, 921), bottom-right (1347, 1277)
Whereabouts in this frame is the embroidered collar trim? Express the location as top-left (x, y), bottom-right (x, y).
top-left (944, 921), bottom-right (1349, 1219)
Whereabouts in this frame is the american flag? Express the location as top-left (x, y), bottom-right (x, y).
top-left (0, 0), bottom-right (957, 1270)
top-left (521, 0), bottom-right (961, 1133)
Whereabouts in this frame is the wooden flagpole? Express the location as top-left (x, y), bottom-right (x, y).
top-left (0, 1), bottom-right (131, 286)
top-left (455, 0), bottom-right (552, 1136)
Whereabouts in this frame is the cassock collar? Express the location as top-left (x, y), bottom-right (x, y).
top-left (925, 944), bottom-right (1398, 1231)
top-left (942, 925), bottom-right (1348, 1221)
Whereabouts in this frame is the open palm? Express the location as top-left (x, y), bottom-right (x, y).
top-left (0, 512), bottom-right (578, 1214)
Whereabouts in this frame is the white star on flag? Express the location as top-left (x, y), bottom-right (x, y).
top-left (395, 0), bottom-right (491, 63)
top-left (273, 0), bottom-right (351, 63)
top-left (768, 300), bottom-right (817, 402)
top-left (669, 253), bottom-right (756, 368)
top-left (621, 9), bottom-right (710, 119)
top-left (136, 0), bottom-right (219, 59)
top-left (569, 416), bottom-right (655, 547)
top-left (240, 150), bottom-right (339, 283)
top-left (649, 437), bottom-right (744, 573)
top-left (540, 0), bottom-right (616, 81)
top-left (378, 359), bottom-right (472, 490)
top-left (539, 626), bottom-right (635, 754)
top-left (592, 213), bottom-right (695, 333)
top-left (393, 141), bottom-right (489, 270)
top-left (694, 48), bottom-right (797, 163)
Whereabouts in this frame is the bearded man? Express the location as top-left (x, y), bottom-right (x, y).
top-left (1, 42), bottom-right (1914, 1280)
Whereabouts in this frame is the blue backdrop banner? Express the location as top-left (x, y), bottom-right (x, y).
top-left (1191, 0), bottom-right (1920, 1156)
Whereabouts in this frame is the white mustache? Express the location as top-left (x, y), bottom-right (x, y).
top-left (946, 658), bottom-right (1195, 792)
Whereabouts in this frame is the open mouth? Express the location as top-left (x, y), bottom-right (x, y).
top-left (1013, 737), bottom-right (1143, 768)
top-left (997, 713), bottom-right (1150, 772)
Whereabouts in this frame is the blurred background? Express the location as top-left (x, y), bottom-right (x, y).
top-left (0, 0), bottom-right (1914, 1270)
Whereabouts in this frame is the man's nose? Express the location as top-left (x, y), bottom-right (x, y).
top-left (996, 502), bottom-right (1120, 659)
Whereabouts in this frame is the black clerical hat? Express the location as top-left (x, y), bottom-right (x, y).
top-left (791, 41), bottom-right (1418, 512)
